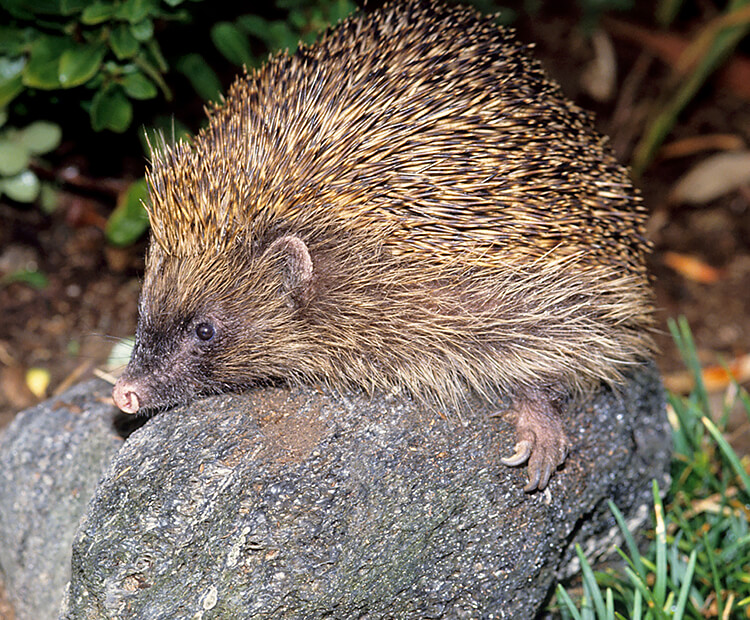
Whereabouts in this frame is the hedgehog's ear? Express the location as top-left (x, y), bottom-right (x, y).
top-left (265, 235), bottom-right (314, 307)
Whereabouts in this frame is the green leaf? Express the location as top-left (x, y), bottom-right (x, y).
top-left (59, 42), bottom-right (106, 88)
top-left (117, 0), bottom-right (155, 24)
top-left (143, 38), bottom-right (167, 72)
top-left (0, 140), bottom-right (30, 176)
top-left (23, 36), bottom-right (69, 89)
top-left (656, 0), bottom-right (684, 26)
top-left (81, 1), bottom-right (117, 24)
top-left (39, 182), bottom-right (58, 213)
top-left (110, 24), bottom-right (139, 59)
top-left (60, 0), bottom-right (89, 15)
top-left (130, 19), bottom-right (154, 42)
top-left (133, 54), bottom-right (170, 99)
top-left (608, 501), bottom-right (647, 580)
top-left (327, 1), bottom-right (357, 23)
top-left (105, 177), bottom-right (150, 245)
top-left (0, 73), bottom-right (24, 108)
top-left (652, 480), bottom-right (667, 609)
top-left (176, 54), bottom-right (222, 102)
top-left (0, 27), bottom-right (29, 54)
top-left (0, 169), bottom-right (40, 202)
top-left (555, 584), bottom-right (584, 620)
top-left (669, 317), bottom-right (710, 415)
top-left (17, 0), bottom-right (64, 14)
top-left (267, 21), bottom-right (300, 52)
top-left (121, 72), bottom-right (157, 99)
top-left (235, 15), bottom-right (298, 52)
top-left (235, 15), bottom-right (272, 40)
top-left (673, 550), bottom-right (697, 618)
top-left (0, 269), bottom-right (48, 289)
top-left (211, 21), bottom-right (254, 67)
top-left (90, 86), bottom-right (133, 132)
top-left (288, 10), bottom-right (308, 30)
top-left (17, 121), bottom-right (62, 154)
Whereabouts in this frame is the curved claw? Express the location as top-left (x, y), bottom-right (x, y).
top-left (523, 463), bottom-right (542, 492)
top-left (539, 462), bottom-right (555, 490)
top-left (524, 461), bottom-right (554, 493)
top-left (501, 439), bottom-right (533, 466)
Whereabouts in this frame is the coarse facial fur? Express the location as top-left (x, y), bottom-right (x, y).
top-left (113, 0), bottom-right (655, 491)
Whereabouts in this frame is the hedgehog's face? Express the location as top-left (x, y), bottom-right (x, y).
top-left (112, 236), bottom-right (315, 414)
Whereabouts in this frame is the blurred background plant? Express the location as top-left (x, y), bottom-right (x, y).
top-left (0, 0), bottom-right (358, 245)
top-left (0, 112), bottom-right (60, 205)
top-left (631, 0), bottom-right (750, 176)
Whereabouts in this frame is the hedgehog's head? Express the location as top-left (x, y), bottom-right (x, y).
top-left (112, 235), bottom-right (315, 414)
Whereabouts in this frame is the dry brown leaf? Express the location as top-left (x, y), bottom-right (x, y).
top-left (663, 353), bottom-right (750, 394)
top-left (663, 251), bottom-right (725, 283)
top-left (0, 366), bottom-right (36, 410)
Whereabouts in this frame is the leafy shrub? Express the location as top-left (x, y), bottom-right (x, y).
top-left (0, 0), bottom-right (188, 133)
top-left (0, 110), bottom-right (60, 203)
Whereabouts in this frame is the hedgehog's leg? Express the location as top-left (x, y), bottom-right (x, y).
top-left (500, 390), bottom-right (570, 492)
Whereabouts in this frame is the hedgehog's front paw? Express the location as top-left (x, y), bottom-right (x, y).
top-left (500, 397), bottom-right (570, 492)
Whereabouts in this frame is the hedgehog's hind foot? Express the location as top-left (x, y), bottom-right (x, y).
top-left (500, 392), bottom-right (570, 492)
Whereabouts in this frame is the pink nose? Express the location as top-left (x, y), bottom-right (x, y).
top-left (112, 379), bottom-right (141, 414)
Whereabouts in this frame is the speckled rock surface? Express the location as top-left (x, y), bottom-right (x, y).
top-left (1, 364), bottom-right (668, 620)
top-left (0, 380), bottom-right (123, 620)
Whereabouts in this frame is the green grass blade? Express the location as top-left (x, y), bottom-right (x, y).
top-left (624, 566), bottom-right (653, 608)
top-left (555, 319), bottom-right (750, 620)
top-left (656, 0), bottom-right (685, 26)
top-left (701, 415), bottom-right (750, 492)
top-left (673, 549), bottom-right (697, 619)
top-left (737, 385), bottom-right (750, 423)
top-left (652, 481), bottom-right (668, 609)
top-left (556, 584), bottom-right (584, 620)
top-left (667, 392), bottom-right (701, 459)
top-left (576, 543), bottom-right (608, 618)
top-left (669, 317), bottom-right (710, 415)
top-left (702, 533), bottom-right (724, 619)
top-left (632, 589), bottom-right (642, 619)
top-left (608, 500), bottom-right (647, 580)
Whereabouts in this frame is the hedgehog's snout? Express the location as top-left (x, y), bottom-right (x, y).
top-left (113, 377), bottom-right (142, 414)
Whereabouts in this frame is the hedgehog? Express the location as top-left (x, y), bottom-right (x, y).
top-left (112, 0), bottom-right (654, 492)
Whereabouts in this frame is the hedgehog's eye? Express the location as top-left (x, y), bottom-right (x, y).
top-left (195, 322), bottom-right (215, 341)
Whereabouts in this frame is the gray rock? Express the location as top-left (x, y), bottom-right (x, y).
top-left (1, 364), bottom-right (669, 619)
top-left (0, 380), bottom-right (123, 620)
